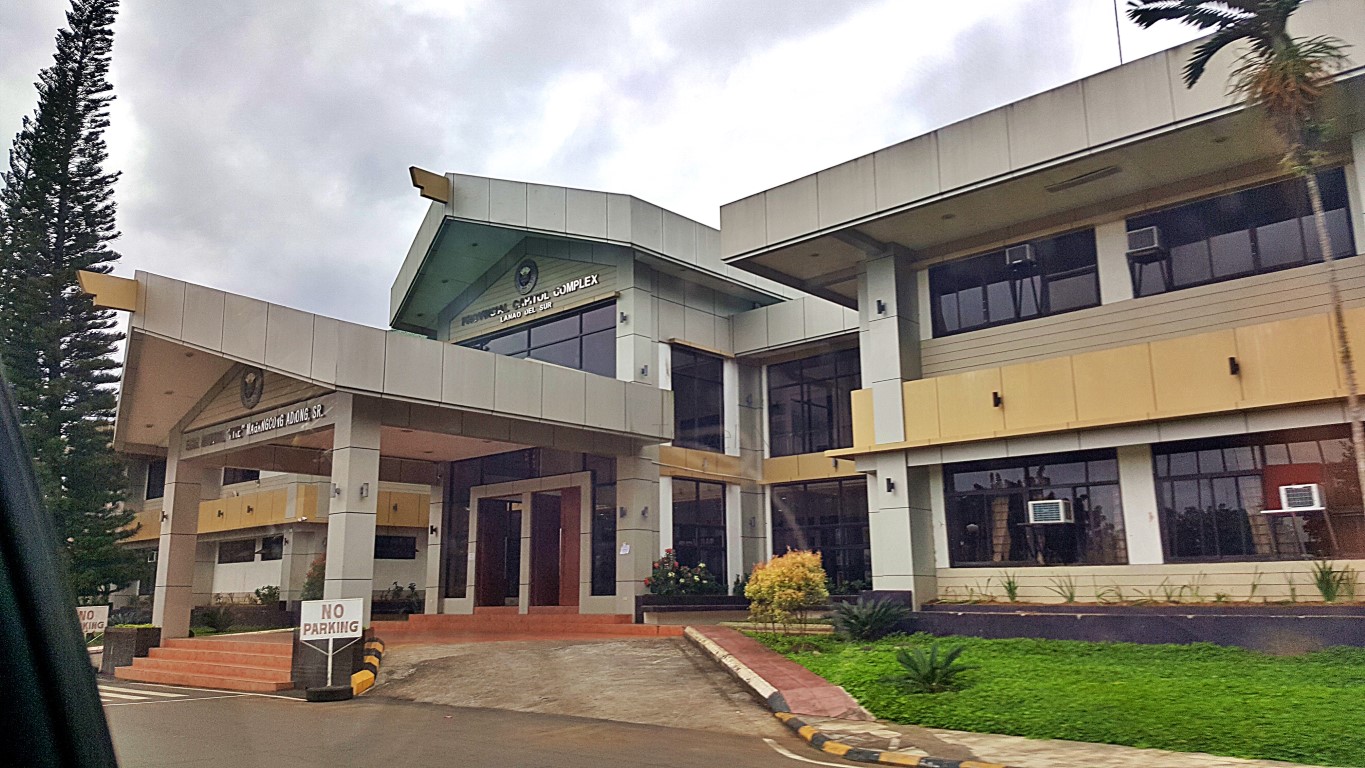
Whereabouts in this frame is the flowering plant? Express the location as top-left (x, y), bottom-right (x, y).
top-left (646, 549), bottom-right (724, 596)
top-left (745, 550), bottom-right (829, 629)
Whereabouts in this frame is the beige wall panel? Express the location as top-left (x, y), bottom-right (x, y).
top-left (1235, 313), bottom-right (1338, 408)
top-left (851, 388), bottom-right (875, 448)
top-left (1149, 329), bottom-right (1240, 418)
top-left (1000, 357), bottom-right (1077, 433)
top-left (1007, 83), bottom-right (1088, 170)
top-left (816, 156), bottom-right (876, 228)
top-left (1072, 345), bottom-right (1156, 426)
top-left (1335, 306), bottom-right (1365, 394)
top-left (937, 111), bottom-right (1011, 192)
top-left (936, 368), bottom-right (1004, 440)
top-left (1082, 54), bottom-right (1175, 147)
top-left (719, 192), bottom-right (767, 259)
top-left (901, 378), bottom-right (941, 444)
top-left (764, 176), bottom-right (819, 246)
top-left (873, 134), bottom-right (939, 210)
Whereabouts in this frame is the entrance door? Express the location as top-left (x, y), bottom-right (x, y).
top-left (528, 488), bottom-right (582, 608)
top-left (475, 496), bottom-right (522, 607)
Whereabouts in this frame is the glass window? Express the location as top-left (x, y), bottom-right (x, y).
top-left (374, 535), bottom-right (417, 560)
top-left (671, 478), bottom-right (727, 583)
top-left (943, 450), bottom-right (1127, 567)
top-left (145, 459), bottom-right (166, 501)
top-left (767, 348), bottom-right (861, 458)
top-left (259, 535), bottom-right (284, 561)
top-left (591, 483), bottom-right (616, 596)
top-left (217, 539), bottom-right (256, 564)
top-left (771, 478), bottom-right (870, 590)
top-left (1128, 168), bottom-right (1354, 297)
top-left (222, 467), bottom-right (260, 486)
top-left (672, 346), bottom-right (726, 453)
top-left (930, 229), bottom-right (1100, 337)
top-left (1153, 425), bottom-right (1363, 561)
top-left (463, 301), bottom-right (616, 378)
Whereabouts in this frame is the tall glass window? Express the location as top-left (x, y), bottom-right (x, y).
top-left (943, 450), bottom-right (1127, 567)
top-left (1153, 426), bottom-right (1365, 561)
top-left (462, 301), bottom-right (616, 378)
top-left (145, 458), bottom-right (166, 501)
top-left (585, 454), bottom-right (617, 596)
top-left (1128, 167), bottom-right (1354, 297)
top-left (767, 349), bottom-right (860, 457)
top-left (672, 346), bottom-right (725, 453)
top-left (671, 478), bottom-right (727, 583)
top-left (771, 478), bottom-right (870, 590)
top-left (930, 229), bottom-right (1100, 337)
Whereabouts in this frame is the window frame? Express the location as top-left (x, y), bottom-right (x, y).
top-left (374, 535), bottom-right (418, 560)
top-left (216, 539), bottom-right (257, 564)
top-left (771, 477), bottom-right (870, 588)
top-left (766, 348), bottom-right (861, 458)
top-left (672, 346), bottom-right (726, 453)
top-left (145, 459), bottom-right (167, 501)
top-left (670, 477), bottom-right (728, 583)
top-left (461, 300), bottom-right (617, 378)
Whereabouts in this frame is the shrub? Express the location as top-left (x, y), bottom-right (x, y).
top-left (253, 585), bottom-right (280, 606)
top-left (731, 573), bottom-right (748, 597)
top-left (645, 549), bottom-right (724, 596)
top-left (110, 607), bottom-right (151, 626)
top-left (745, 550), bottom-right (829, 628)
top-left (197, 604), bottom-right (235, 633)
top-left (1311, 560), bottom-right (1358, 603)
top-left (831, 598), bottom-right (910, 641)
top-left (301, 555), bottom-right (325, 601)
top-left (895, 642), bottom-right (973, 693)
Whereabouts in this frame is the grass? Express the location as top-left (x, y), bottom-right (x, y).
top-left (188, 625), bottom-right (274, 638)
top-left (755, 633), bottom-right (1365, 767)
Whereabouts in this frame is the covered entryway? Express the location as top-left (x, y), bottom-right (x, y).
top-left (469, 474), bottom-right (590, 613)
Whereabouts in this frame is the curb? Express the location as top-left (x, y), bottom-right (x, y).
top-left (684, 627), bottom-right (1012, 768)
top-left (350, 638), bottom-right (385, 696)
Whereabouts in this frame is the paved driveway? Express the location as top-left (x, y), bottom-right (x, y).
top-left (374, 637), bottom-right (787, 738)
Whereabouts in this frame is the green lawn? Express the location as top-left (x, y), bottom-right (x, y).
top-left (756, 633), bottom-right (1365, 767)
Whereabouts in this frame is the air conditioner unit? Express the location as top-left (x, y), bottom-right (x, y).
top-left (1126, 226), bottom-right (1166, 262)
top-left (1027, 499), bottom-right (1074, 524)
top-left (1005, 243), bottom-right (1036, 268)
top-left (1279, 483), bottom-right (1325, 511)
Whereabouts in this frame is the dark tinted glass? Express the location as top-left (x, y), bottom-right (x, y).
top-left (260, 535), bottom-right (284, 561)
top-left (146, 459), bottom-right (167, 501)
top-left (217, 539), bottom-right (256, 564)
top-left (464, 301), bottom-right (616, 378)
top-left (374, 535), bottom-right (417, 560)
top-left (771, 478), bottom-right (870, 588)
top-left (767, 348), bottom-right (861, 457)
top-left (671, 478), bottom-right (727, 583)
top-left (673, 346), bottom-right (725, 452)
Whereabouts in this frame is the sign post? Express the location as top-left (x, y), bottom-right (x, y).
top-left (299, 598), bottom-right (364, 698)
top-left (77, 604), bottom-right (109, 641)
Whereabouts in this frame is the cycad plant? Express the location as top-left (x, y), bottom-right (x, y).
top-left (831, 598), bottom-right (911, 641)
top-left (895, 643), bottom-right (974, 693)
top-left (1126, 1), bottom-right (1361, 512)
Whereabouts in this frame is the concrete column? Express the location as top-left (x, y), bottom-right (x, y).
top-left (1094, 218), bottom-right (1133, 304)
top-left (152, 442), bottom-right (220, 639)
top-left (1117, 444), bottom-right (1165, 565)
top-left (281, 527), bottom-right (325, 606)
top-left (1349, 131), bottom-right (1365, 256)
top-left (724, 484), bottom-right (743, 588)
top-left (857, 245), bottom-right (921, 444)
top-left (866, 452), bottom-right (937, 607)
top-left (324, 394), bottom-right (381, 624)
top-left (616, 261), bottom-right (657, 386)
top-left (614, 447), bottom-right (661, 614)
top-left (424, 468), bottom-right (447, 614)
top-left (739, 485), bottom-right (767, 578)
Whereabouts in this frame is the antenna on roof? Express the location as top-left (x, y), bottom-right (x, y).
top-left (1112, 0), bottom-right (1126, 65)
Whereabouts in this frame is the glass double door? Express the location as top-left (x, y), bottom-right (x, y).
top-left (474, 487), bottom-right (582, 609)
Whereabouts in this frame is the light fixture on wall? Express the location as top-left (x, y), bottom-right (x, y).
top-left (885, 478), bottom-right (895, 493)
top-left (359, 483), bottom-right (370, 499)
top-left (641, 505), bottom-right (649, 519)
top-left (430, 525), bottom-right (439, 536)
top-left (245, 505), bottom-right (254, 514)
top-left (620, 311), bottom-right (629, 323)
top-left (640, 364), bottom-right (649, 377)
top-left (332, 484), bottom-right (341, 497)
top-left (876, 299), bottom-right (887, 315)
top-left (618, 506), bottom-right (627, 519)
top-left (748, 516), bottom-right (756, 531)
top-left (160, 512), bottom-right (168, 522)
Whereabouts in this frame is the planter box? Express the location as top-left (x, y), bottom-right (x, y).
top-left (100, 626), bottom-right (160, 675)
top-left (635, 595), bottom-right (747, 622)
top-left (923, 602), bottom-right (1365, 616)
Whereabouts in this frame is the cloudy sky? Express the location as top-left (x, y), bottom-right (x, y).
top-left (0, 1), bottom-right (1200, 330)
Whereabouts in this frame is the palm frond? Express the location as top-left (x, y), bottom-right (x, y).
top-left (1183, 21), bottom-right (1260, 86)
top-left (1127, 1), bottom-right (1253, 31)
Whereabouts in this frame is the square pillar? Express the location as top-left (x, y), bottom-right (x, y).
top-left (324, 394), bottom-right (381, 624)
top-left (152, 444), bottom-right (220, 639)
top-left (1118, 444), bottom-right (1165, 565)
top-left (615, 447), bottom-right (661, 615)
top-left (857, 245), bottom-right (922, 444)
top-left (866, 452), bottom-right (937, 608)
top-left (424, 467), bottom-right (448, 614)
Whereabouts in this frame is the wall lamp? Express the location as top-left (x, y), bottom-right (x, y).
top-left (1228, 356), bottom-right (1240, 376)
top-left (430, 525), bottom-right (439, 536)
top-left (332, 484), bottom-right (342, 497)
top-left (620, 311), bottom-right (629, 323)
top-left (876, 299), bottom-right (887, 315)
top-left (885, 478), bottom-right (896, 493)
top-left (245, 505), bottom-right (254, 514)
top-left (641, 506), bottom-right (650, 519)
top-left (640, 364), bottom-right (649, 377)
top-left (619, 506), bottom-right (627, 519)
top-left (160, 512), bottom-right (169, 522)
top-left (359, 483), bottom-right (370, 499)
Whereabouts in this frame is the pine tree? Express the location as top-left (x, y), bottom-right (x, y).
top-left (0, 0), bottom-right (137, 600)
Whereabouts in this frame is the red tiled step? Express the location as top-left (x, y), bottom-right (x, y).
top-left (147, 647), bottom-right (292, 669)
top-left (114, 666), bottom-right (293, 692)
top-left (162, 637), bottom-right (292, 656)
top-left (125, 657), bottom-right (291, 682)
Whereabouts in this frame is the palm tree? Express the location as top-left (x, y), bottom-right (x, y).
top-left (1127, 1), bottom-right (1363, 519)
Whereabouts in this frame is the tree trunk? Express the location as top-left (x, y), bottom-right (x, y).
top-left (1304, 170), bottom-right (1365, 523)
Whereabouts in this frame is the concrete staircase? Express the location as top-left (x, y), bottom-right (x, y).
top-left (114, 631), bottom-right (294, 692)
top-left (372, 608), bottom-right (684, 644)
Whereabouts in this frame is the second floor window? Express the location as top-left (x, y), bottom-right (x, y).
top-left (463, 301), bottom-right (616, 378)
top-left (930, 229), bottom-right (1099, 337)
top-left (1128, 167), bottom-right (1354, 297)
top-left (672, 346), bottom-right (725, 452)
top-left (145, 458), bottom-right (167, 501)
top-left (767, 348), bottom-right (860, 457)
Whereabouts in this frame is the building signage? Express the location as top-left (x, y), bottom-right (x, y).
top-left (459, 271), bottom-right (602, 328)
top-left (77, 604), bottom-right (109, 636)
top-left (181, 394), bottom-right (335, 457)
top-left (300, 598), bottom-right (364, 641)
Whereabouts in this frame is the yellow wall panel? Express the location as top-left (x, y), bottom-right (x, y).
top-left (1332, 306), bottom-right (1365, 395)
top-left (1000, 357), bottom-right (1077, 433)
top-left (1149, 329), bottom-right (1240, 417)
top-left (376, 490), bottom-right (394, 527)
top-left (851, 388), bottom-right (875, 447)
top-left (1071, 344), bottom-right (1155, 425)
top-left (396, 492), bottom-right (426, 527)
top-left (263, 489), bottom-right (287, 525)
top-left (762, 455), bottom-right (801, 484)
top-left (298, 484), bottom-right (322, 523)
top-left (936, 368), bottom-right (1004, 440)
top-left (901, 378), bottom-right (940, 443)
top-left (198, 500), bottom-right (222, 533)
top-left (1235, 314), bottom-right (1337, 408)
top-left (220, 496), bottom-right (244, 531)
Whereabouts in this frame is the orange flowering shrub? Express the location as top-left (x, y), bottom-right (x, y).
top-left (744, 550), bottom-right (828, 628)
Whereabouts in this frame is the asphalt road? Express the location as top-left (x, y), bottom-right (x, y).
top-left (102, 680), bottom-right (843, 768)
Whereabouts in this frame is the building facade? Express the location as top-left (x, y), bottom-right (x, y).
top-left (98, 0), bottom-right (1365, 635)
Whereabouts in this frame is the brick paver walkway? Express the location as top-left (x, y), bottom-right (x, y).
top-left (689, 626), bottom-right (869, 719)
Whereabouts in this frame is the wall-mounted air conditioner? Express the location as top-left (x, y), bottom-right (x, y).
top-left (1005, 243), bottom-right (1036, 268)
top-left (1279, 483), bottom-right (1324, 511)
top-left (1027, 499), bottom-right (1074, 525)
top-left (1126, 226), bottom-right (1166, 262)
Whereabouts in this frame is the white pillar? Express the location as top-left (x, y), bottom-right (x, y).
top-left (866, 452), bottom-right (937, 607)
top-left (424, 470), bottom-right (446, 614)
top-left (324, 394), bottom-right (381, 624)
top-left (1348, 131), bottom-right (1364, 256)
top-left (1094, 218), bottom-right (1133, 304)
top-left (724, 484), bottom-right (743, 588)
top-left (1117, 444), bottom-right (1165, 565)
top-left (152, 443), bottom-right (220, 639)
top-left (615, 448), bottom-right (661, 615)
top-left (858, 245), bottom-right (921, 444)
